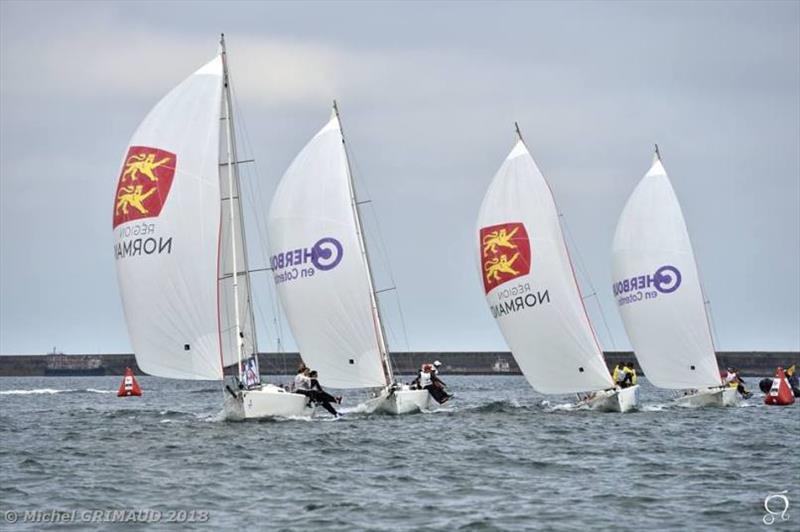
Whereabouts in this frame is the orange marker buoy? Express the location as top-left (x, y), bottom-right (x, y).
top-left (117, 367), bottom-right (142, 397)
top-left (764, 367), bottom-right (794, 406)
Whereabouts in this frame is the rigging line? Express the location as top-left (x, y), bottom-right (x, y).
top-left (228, 78), bottom-right (287, 357)
top-left (704, 299), bottom-right (721, 349)
top-left (558, 213), bottom-right (617, 350)
top-left (229, 91), bottom-right (271, 270)
top-left (347, 150), bottom-right (412, 354)
top-left (344, 145), bottom-right (408, 369)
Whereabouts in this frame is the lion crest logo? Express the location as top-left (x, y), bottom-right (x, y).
top-left (112, 146), bottom-right (176, 228)
top-left (479, 222), bottom-right (531, 293)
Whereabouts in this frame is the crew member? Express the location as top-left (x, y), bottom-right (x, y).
top-left (429, 363), bottom-right (452, 404)
top-left (308, 370), bottom-right (342, 417)
top-left (723, 367), bottom-right (752, 399)
top-left (624, 362), bottom-right (638, 387)
top-left (411, 362), bottom-right (438, 390)
top-left (415, 364), bottom-right (450, 404)
top-left (293, 366), bottom-right (311, 394)
top-left (612, 362), bottom-right (629, 388)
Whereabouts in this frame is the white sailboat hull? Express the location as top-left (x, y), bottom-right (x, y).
top-left (363, 387), bottom-right (434, 415)
top-left (379, 389), bottom-right (433, 415)
top-left (675, 386), bottom-right (739, 408)
top-left (223, 384), bottom-right (314, 420)
top-left (585, 385), bottom-right (640, 413)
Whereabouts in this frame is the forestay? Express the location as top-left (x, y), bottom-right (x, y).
top-left (217, 58), bottom-right (257, 372)
top-left (611, 154), bottom-right (721, 389)
top-left (476, 140), bottom-right (613, 394)
top-left (268, 113), bottom-right (388, 389)
top-left (113, 57), bottom-right (224, 380)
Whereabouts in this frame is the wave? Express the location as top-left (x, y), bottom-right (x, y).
top-left (641, 403), bottom-right (668, 412)
top-left (470, 399), bottom-right (525, 413)
top-left (541, 399), bottom-right (585, 412)
top-left (189, 388), bottom-right (219, 394)
top-left (0, 388), bottom-right (114, 395)
top-left (0, 388), bottom-right (68, 395)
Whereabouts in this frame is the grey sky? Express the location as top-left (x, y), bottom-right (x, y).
top-left (1, 0), bottom-right (798, 355)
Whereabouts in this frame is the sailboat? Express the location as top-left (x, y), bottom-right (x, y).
top-left (476, 125), bottom-right (639, 412)
top-left (113, 35), bottom-right (313, 420)
top-left (267, 102), bottom-right (434, 415)
top-left (611, 147), bottom-right (737, 407)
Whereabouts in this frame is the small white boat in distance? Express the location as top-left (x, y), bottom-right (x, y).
top-left (267, 103), bottom-right (433, 415)
top-left (611, 147), bottom-right (737, 408)
top-left (113, 35), bottom-right (312, 420)
top-left (476, 124), bottom-right (638, 413)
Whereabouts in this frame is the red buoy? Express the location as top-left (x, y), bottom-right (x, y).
top-left (117, 367), bottom-right (142, 397)
top-left (764, 367), bottom-right (794, 406)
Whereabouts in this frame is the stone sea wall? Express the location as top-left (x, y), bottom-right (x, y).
top-left (0, 351), bottom-right (797, 377)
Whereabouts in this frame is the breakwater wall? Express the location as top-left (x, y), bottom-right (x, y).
top-left (0, 352), bottom-right (796, 377)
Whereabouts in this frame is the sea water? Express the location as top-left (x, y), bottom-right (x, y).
top-left (1, 375), bottom-right (797, 531)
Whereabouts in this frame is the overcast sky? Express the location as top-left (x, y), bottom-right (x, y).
top-left (1, 0), bottom-right (798, 355)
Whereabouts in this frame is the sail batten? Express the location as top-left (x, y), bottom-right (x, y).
top-left (477, 139), bottom-right (613, 394)
top-left (612, 154), bottom-right (721, 389)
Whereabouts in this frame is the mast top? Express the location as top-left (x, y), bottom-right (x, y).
top-left (514, 121), bottom-right (525, 144)
top-left (332, 99), bottom-right (341, 119)
top-left (654, 143), bottom-right (662, 161)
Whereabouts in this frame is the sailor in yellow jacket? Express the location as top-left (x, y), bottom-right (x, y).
top-left (612, 363), bottom-right (627, 387)
top-left (624, 362), bottom-right (638, 386)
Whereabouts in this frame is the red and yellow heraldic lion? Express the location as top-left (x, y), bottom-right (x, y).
top-left (112, 146), bottom-right (177, 229)
top-left (479, 222), bottom-right (531, 293)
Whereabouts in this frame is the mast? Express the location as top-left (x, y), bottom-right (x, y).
top-left (333, 100), bottom-right (394, 387)
top-left (220, 34), bottom-right (258, 380)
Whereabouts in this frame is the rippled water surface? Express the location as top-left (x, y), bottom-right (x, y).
top-left (1, 375), bottom-right (798, 531)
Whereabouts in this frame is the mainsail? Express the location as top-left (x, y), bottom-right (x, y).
top-left (611, 151), bottom-right (721, 389)
top-left (267, 109), bottom-right (390, 389)
top-left (476, 136), bottom-right (613, 394)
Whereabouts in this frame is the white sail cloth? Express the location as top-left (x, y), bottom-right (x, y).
top-left (612, 156), bottom-right (721, 389)
top-left (268, 114), bottom-right (387, 389)
top-left (113, 57), bottom-right (223, 380)
top-left (477, 140), bottom-right (613, 394)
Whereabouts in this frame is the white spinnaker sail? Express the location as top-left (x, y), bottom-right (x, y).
top-left (612, 155), bottom-right (721, 389)
top-left (113, 57), bottom-right (223, 380)
top-left (267, 113), bottom-right (387, 389)
top-left (476, 140), bottom-right (613, 394)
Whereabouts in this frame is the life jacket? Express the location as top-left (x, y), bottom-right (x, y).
top-left (723, 372), bottom-right (738, 386)
top-left (624, 367), bottom-right (637, 385)
top-left (614, 367), bottom-right (626, 384)
top-left (419, 370), bottom-right (432, 388)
